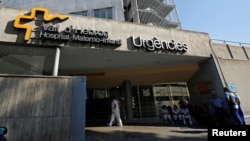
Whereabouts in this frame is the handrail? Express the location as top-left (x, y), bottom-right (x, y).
top-left (211, 39), bottom-right (250, 47)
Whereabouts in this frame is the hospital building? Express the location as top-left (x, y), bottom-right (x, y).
top-left (0, 0), bottom-right (250, 140)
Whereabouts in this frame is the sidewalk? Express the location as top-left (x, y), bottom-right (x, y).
top-left (86, 125), bottom-right (207, 141)
top-left (85, 117), bottom-right (250, 141)
top-left (85, 119), bottom-right (208, 141)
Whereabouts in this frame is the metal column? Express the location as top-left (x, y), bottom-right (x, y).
top-left (53, 47), bottom-right (60, 76)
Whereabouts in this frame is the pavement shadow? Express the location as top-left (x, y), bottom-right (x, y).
top-left (85, 128), bottom-right (207, 141)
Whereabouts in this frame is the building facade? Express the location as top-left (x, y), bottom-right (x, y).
top-left (0, 0), bottom-right (181, 28)
top-left (0, 6), bottom-right (250, 124)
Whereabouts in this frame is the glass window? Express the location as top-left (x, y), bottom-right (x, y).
top-left (94, 88), bottom-right (108, 99)
top-left (131, 82), bottom-right (189, 118)
top-left (94, 9), bottom-right (100, 18)
top-left (71, 11), bottom-right (82, 16)
top-left (106, 8), bottom-right (113, 19)
top-left (82, 11), bottom-right (88, 16)
top-left (94, 7), bottom-right (113, 19)
top-left (71, 11), bottom-right (88, 16)
top-left (0, 44), bottom-right (56, 75)
top-left (99, 9), bottom-right (106, 18)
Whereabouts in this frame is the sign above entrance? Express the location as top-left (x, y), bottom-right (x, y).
top-left (13, 7), bottom-right (122, 46)
top-left (132, 35), bottom-right (189, 52)
top-left (14, 7), bottom-right (69, 41)
top-left (40, 24), bottom-right (121, 46)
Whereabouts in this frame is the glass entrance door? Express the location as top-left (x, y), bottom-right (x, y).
top-left (86, 82), bottom-right (190, 121)
top-left (86, 88), bottom-right (110, 120)
top-left (132, 82), bottom-right (190, 118)
top-left (86, 87), bottom-right (126, 121)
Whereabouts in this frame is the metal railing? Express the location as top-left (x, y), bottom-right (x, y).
top-left (211, 39), bottom-right (250, 47)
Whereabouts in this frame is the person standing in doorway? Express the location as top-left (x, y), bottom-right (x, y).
top-left (107, 96), bottom-right (123, 127)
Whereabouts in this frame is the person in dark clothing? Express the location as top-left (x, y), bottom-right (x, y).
top-left (224, 87), bottom-right (246, 125)
top-left (208, 93), bottom-right (226, 125)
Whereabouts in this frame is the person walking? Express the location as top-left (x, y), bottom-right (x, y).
top-left (107, 96), bottom-right (123, 127)
top-left (224, 87), bottom-right (246, 125)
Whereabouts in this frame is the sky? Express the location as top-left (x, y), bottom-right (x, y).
top-left (174, 0), bottom-right (250, 44)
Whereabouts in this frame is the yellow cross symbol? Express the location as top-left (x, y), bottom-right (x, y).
top-left (14, 7), bottom-right (68, 41)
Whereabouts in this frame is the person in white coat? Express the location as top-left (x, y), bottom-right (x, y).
top-left (107, 96), bottom-right (123, 127)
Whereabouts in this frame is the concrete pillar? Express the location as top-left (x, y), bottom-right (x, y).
top-left (53, 47), bottom-right (60, 76)
top-left (70, 76), bottom-right (86, 141)
top-left (123, 80), bottom-right (133, 120)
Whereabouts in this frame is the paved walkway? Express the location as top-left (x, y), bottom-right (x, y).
top-left (85, 122), bottom-right (208, 141)
top-left (86, 125), bottom-right (207, 141)
top-left (85, 117), bottom-right (250, 141)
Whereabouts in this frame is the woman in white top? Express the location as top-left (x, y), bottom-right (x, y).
top-left (161, 105), bottom-right (172, 124)
top-left (180, 106), bottom-right (193, 125)
top-left (172, 105), bottom-right (182, 125)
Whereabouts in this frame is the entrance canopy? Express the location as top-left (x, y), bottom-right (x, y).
top-left (59, 47), bottom-right (208, 88)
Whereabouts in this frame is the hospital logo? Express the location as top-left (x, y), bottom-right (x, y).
top-left (13, 7), bottom-right (68, 41)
